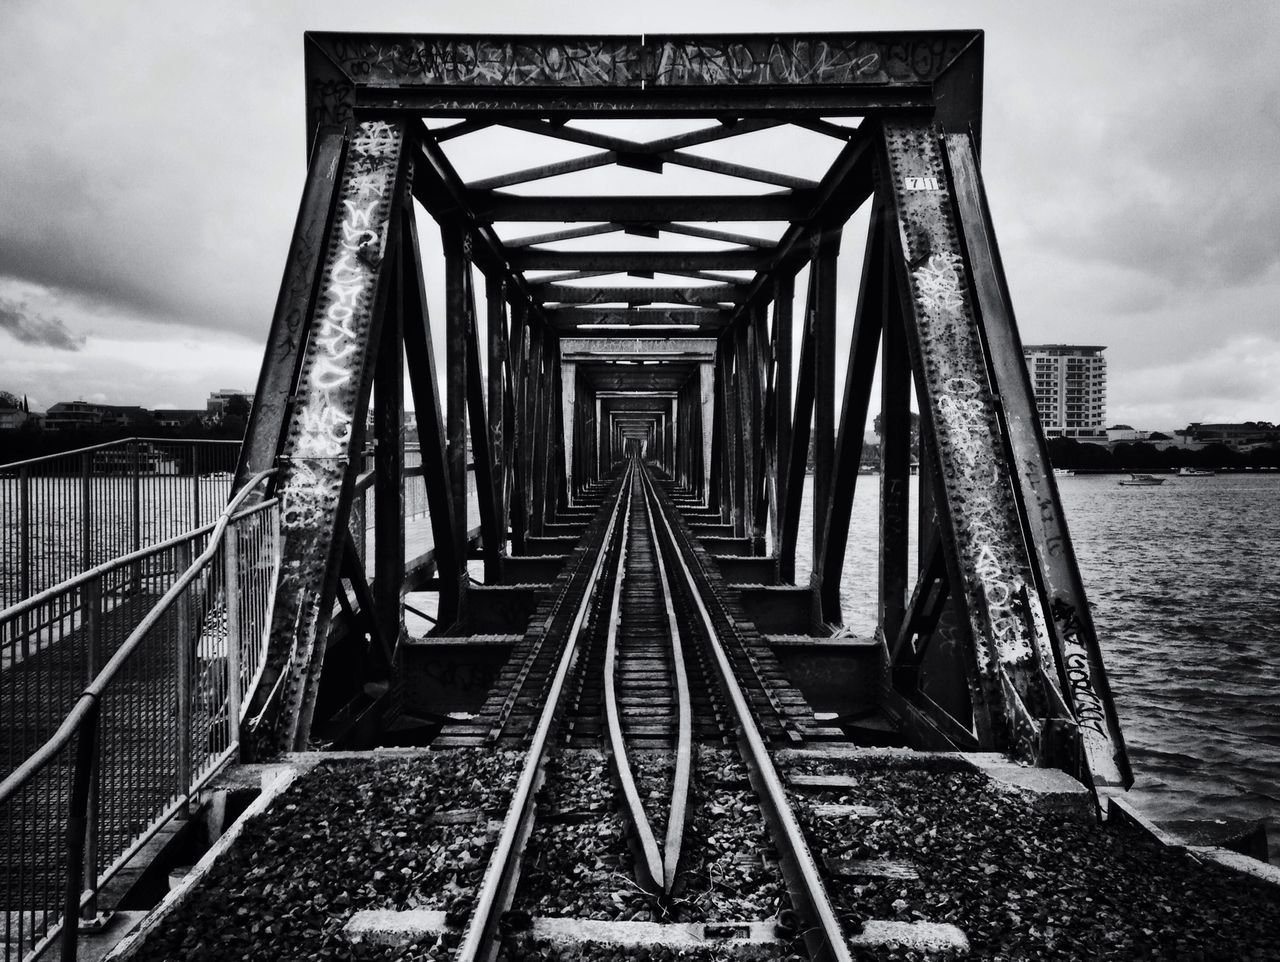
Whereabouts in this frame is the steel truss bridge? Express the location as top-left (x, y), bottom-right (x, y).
top-left (1, 29), bottom-right (1152, 962)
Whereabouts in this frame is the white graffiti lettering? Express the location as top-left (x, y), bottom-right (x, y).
top-left (912, 251), bottom-right (965, 313)
top-left (282, 120), bottom-right (400, 530)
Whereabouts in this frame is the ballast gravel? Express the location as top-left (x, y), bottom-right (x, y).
top-left (789, 764), bottom-right (1280, 961)
top-left (123, 750), bottom-right (520, 961)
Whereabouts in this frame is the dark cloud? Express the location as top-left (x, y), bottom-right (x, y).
top-left (0, 298), bottom-right (84, 350)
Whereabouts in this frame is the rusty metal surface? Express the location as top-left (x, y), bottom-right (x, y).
top-left (235, 129), bottom-right (346, 492)
top-left (944, 132), bottom-right (1130, 788)
top-left (306, 32), bottom-right (975, 90)
top-left (247, 120), bottom-right (408, 754)
top-left (880, 121), bottom-right (1062, 763)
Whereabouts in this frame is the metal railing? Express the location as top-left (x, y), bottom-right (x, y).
top-left (0, 471), bottom-right (279, 962)
top-left (0, 438), bottom-right (241, 609)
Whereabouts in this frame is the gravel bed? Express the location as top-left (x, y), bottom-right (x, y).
top-left (633, 750), bottom-right (676, 844)
top-left (790, 767), bottom-right (1280, 961)
top-left (125, 750), bottom-right (521, 961)
top-left (515, 747), bottom-right (791, 929)
top-left (516, 750), bottom-right (639, 920)
top-left (675, 748), bottom-right (790, 924)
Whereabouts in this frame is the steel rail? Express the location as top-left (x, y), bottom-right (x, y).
top-left (601, 470), bottom-right (665, 891)
top-left (601, 462), bottom-right (695, 893)
top-left (640, 466), bottom-right (695, 892)
top-left (638, 463), bottom-right (854, 962)
top-left (455, 461), bottom-right (634, 962)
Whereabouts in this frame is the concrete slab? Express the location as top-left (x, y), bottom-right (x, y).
top-left (849, 920), bottom-right (969, 955)
top-left (964, 754), bottom-right (1093, 823)
top-left (810, 802), bottom-right (881, 819)
top-left (343, 911), bottom-right (783, 954)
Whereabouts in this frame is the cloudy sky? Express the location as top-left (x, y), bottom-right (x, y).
top-left (1, 0), bottom-right (1277, 429)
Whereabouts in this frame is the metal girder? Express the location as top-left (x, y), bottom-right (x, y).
top-left (546, 307), bottom-right (729, 331)
top-left (537, 284), bottom-right (745, 306)
top-left (944, 132), bottom-right (1129, 788)
top-left (509, 249), bottom-right (772, 272)
top-left (305, 32), bottom-right (980, 125)
top-left (506, 223), bottom-right (625, 248)
top-left (469, 192), bottom-right (813, 224)
top-left (730, 128), bottom-right (876, 322)
top-left (247, 120), bottom-right (410, 755)
top-left (235, 128), bottom-right (346, 491)
top-left (502, 118), bottom-right (784, 157)
top-left (880, 120), bottom-right (1065, 765)
top-left (560, 336), bottom-right (717, 360)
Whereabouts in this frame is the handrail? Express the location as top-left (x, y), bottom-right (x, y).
top-left (0, 467), bottom-right (276, 807)
top-left (0, 435), bottom-right (239, 471)
top-left (0, 494), bottom-right (276, 626)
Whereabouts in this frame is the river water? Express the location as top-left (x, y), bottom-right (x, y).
top-left (793, 472), bottom-right (1280, 857)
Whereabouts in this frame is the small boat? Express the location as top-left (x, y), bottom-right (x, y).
top-left (1118, 473), bottom-right (1165, 486)
top-left (1177, 467), bottom-right (1214, 477)
top-left (1052, 468), bottom-right (1075, 477)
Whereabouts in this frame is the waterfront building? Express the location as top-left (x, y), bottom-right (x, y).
top-left (1022, 344), bottom-right (1107, 440)
top-left (153, 408), bottom-right (208, 429)
top-left (1182, 421), bottom-right (1280, 449)
top-left (43, 401), bottom-right (153, 431)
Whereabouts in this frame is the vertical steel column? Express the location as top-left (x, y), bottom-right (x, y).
top-left (529, 329), bottom-right (548, 534)
top-left (733, 321), bottom-right (751, 540)
top-left (779, 265), bottom-right (819, 584)
top-left (374, 256), bottom-right (406, 647)
top-left (879, 251), bottom-right (912, 647)
top-left (772, 275), bottom-right (794, 553)
top-left (707, 341), bottom-right (726, 515)
top-left (747, 304), bottom-right (762, 552)
top-left (462, 260), bottom-right (502, 580)
top-left (811, 231), bottom-right (841, 586)
top-left (507, 301), bottom-right (528, 552)
top-left (443, 228), bottom-right (471, 587)
top-left (486, 276), bottom-right (508, 550)
top-left (548, 338), bottom-right (568, 511)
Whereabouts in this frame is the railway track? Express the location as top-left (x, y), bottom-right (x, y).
top-left (444, 457), bottom-right (858, 962)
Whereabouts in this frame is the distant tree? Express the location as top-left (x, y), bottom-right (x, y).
top-left (1148, 431), bottom-right (1172, 441)
top-left (224, 395), bottom-right (251, 420)
top-left (0, 391), bottom-right (20, 410)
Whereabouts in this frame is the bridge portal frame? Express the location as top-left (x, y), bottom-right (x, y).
top-left (235, 29), bottom-right (1130, 797)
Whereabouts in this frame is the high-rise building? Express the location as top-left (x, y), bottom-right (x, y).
top-left (1022, 344), bottom-right (1107, 440)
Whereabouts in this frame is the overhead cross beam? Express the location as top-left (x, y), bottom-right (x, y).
top-left (305, 31), bottom-right (983, 130)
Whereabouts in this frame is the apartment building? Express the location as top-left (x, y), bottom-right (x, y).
top-left (1022, 344), bottom-right (1107, 440)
